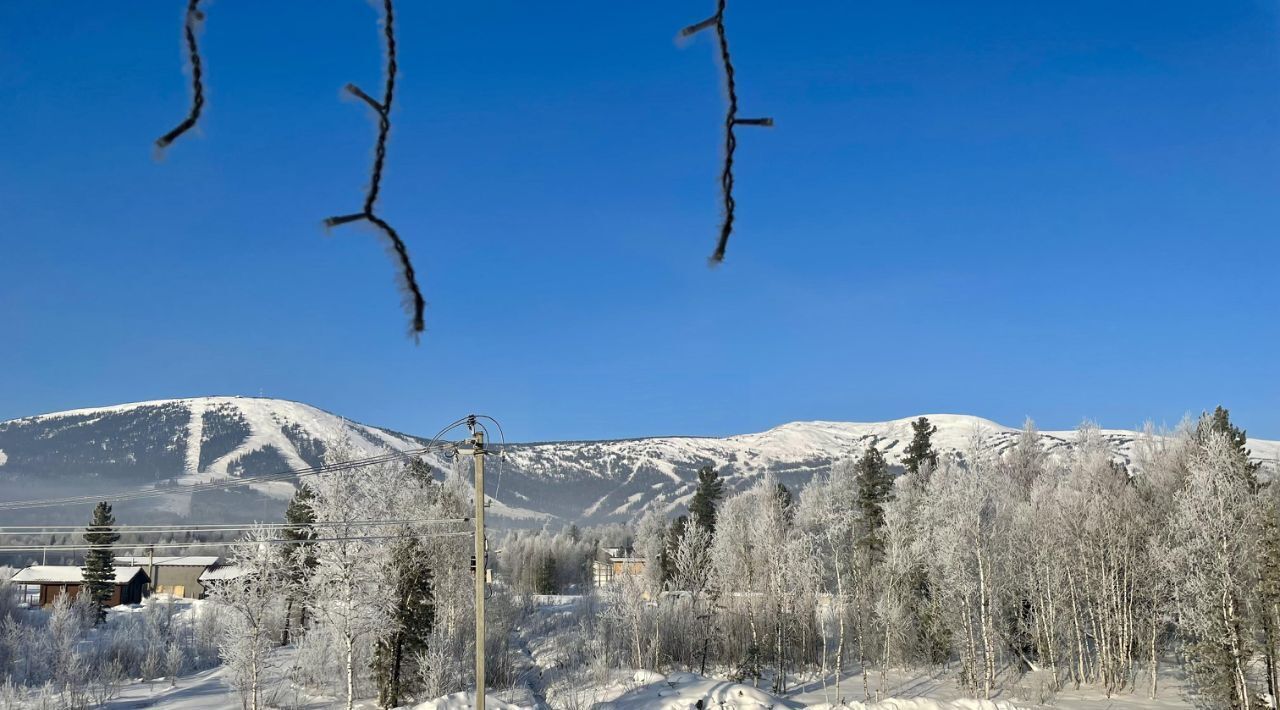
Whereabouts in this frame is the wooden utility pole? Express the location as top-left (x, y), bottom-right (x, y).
top-left (469, 423), bottom-right (487, 710)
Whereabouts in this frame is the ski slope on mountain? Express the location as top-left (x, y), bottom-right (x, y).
top-left (1, 397), bottom-right (1276, 525)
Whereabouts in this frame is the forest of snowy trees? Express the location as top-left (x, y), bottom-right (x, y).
top-left (0, 410), bottom-right (1276, 709)
top-left (495, 411), bottom-right (1280, 709)
top-left (0, 441), bottom-right (492, 710)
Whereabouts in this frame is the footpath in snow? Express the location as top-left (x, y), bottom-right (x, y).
top-left (409, 672), bottom-right (1027, 710)
top-left (589, 672), bottom-right (1024, 710)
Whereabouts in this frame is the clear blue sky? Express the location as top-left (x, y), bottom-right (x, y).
top-left (1, 1), bottom-right (1278, 441)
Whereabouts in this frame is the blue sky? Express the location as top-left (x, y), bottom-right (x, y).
top-left (1, 1), bottom-right (1277, 441)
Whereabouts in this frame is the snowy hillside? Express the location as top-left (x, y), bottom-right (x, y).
top-left (494, 414), bottom-right (1279, 523)
top-left (0, 397), bottom-right (427, 524)
top-left (1, 397), bottom-right (1276, 526)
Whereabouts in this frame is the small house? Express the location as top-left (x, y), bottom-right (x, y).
top-left (116, 555), bottom-right (221, 599)
top-left (10, 565), bottom-right (150, 607)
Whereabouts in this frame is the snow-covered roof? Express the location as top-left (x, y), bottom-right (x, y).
top-left (10, 565), bottom-right (148, 585)
top-left (198, 564), bottom-right (244, 582)
top-left (116, 556), bottom-right (221, 568)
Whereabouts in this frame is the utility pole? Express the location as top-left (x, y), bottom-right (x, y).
top-left (467, 419), bottom-right (487, 710)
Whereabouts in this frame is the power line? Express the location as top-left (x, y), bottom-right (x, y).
top-left (0, 448), bottom-right (423, 511)
top-left (0, 441), bottom-right (457, 512)
top-left (0, 531), bottom-right (472, 554)
top-left (681, 0), bottom-right (773, 265)
top-left (0, 518), bottom-right (468, 531)
top-left (472, 414), bottom-right (509, 503)
top-left (0, 413), bottom-right (505, 513)
top-left (323, 0), bottom-right (425, 338)
top-left (155, 0), bottom-right (207, 150)
top-left (0, 518), bottom-right (470, 537)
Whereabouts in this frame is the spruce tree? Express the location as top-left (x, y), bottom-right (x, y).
top-left (853, 446), bottom-right (893, 562)
top-left (774, 482), bottom-right (794, 522)
top-left (284, 484), bottom-right (318, 564)
top-left (281, 484), bottom-right (317, 645)
top-left (1196, 406), bottom-right (1261, 484)
top-left (372, 537), bottom-right (435, 707)
top-left (81, 501), bottom-right (120, 624)
top-left (534, 555), bottom-right (557, 595)
top-left (1259, 490), bottom-right (1280, 704)
top-left (406, 458), bottom-right (436, 486)
top-left (902, 416), bottom-right (939, 476)
top-left (688, 465), bottom-right (724, 534)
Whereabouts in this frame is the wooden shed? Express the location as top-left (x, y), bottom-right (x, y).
top-left (10, 565), bottom-right (150, 607)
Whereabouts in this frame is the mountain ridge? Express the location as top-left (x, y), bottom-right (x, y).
top-left (1, 396), bottom-right (1276, 527)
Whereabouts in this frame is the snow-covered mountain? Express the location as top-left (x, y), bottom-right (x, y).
top-left (1, 397), bottom-right (1276, 527)
top-left (0, 397), bottom-right (431, 525)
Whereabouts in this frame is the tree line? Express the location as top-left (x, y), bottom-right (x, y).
top-left (586, 411), bottom-right (1279, 708)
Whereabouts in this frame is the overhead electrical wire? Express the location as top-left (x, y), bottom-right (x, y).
top-left (0, 413), bottom-right (505, 514)
top-left (471, 414), bottom-right (509, 503)
top-left (0, 518), bottom-right (470, 537)
top-left (0, 530), bottom-right (472, 554)
top-left (0, 441), bottom-right (456, 512)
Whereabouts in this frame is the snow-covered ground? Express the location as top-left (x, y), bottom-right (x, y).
top-left (102, 664), bottom-right (1197, 710)
top-left (65, 594), bottom-right (1202, 710)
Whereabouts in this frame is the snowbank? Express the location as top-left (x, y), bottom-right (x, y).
top-left (410, 691), bottom-right (531, 709)
top-left (807, 701), bottom-right (1022, 710)
top-left (593, 671), bottom-right (802, 709)
top-left (583, 671), bottom-right (1027, 710)
top-left (529, 593), bottom-right (583, 606)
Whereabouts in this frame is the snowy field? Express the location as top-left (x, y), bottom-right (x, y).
top-left (54, 595), bottom-right (1197, 710)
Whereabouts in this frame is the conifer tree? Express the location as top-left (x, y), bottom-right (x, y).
top-left (406, 458), bottom-right (436, 486)
top-left (1196, 406), bottom-right (1262, 483)
top-left (635, 507), bottom-right (669, 594)
top-left (774, 482), bottom-right (794, 521)
top-left (82, 501), bottom-right (120, 624)
top-left (688, 465), bottom-right (724, 533)
top-left (372, 537), bottom-right (435, 708)
top-left (534, 555), bottom-right (557, 595)
top-left (854, 446), bottom-right (893, 562)
top-left (902, 416), bottom-right (939, 476)
top-left (281, 484), bottom-right (317, 645)
top-left (1259, 490), bottom-right (1280, 704)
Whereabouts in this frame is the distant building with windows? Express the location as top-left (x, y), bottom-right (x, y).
top-left (116, 556), bottom-right (222, 599)
top-left (591, 547), bottom-right (646, 588)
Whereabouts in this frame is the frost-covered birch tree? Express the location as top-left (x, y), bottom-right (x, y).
top-left (208, 526), bottom-right (287, 710)
top-left (307, 441), bottom-right (403, 709)
top-left (1166, 431), bottom-right (1262, 707)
